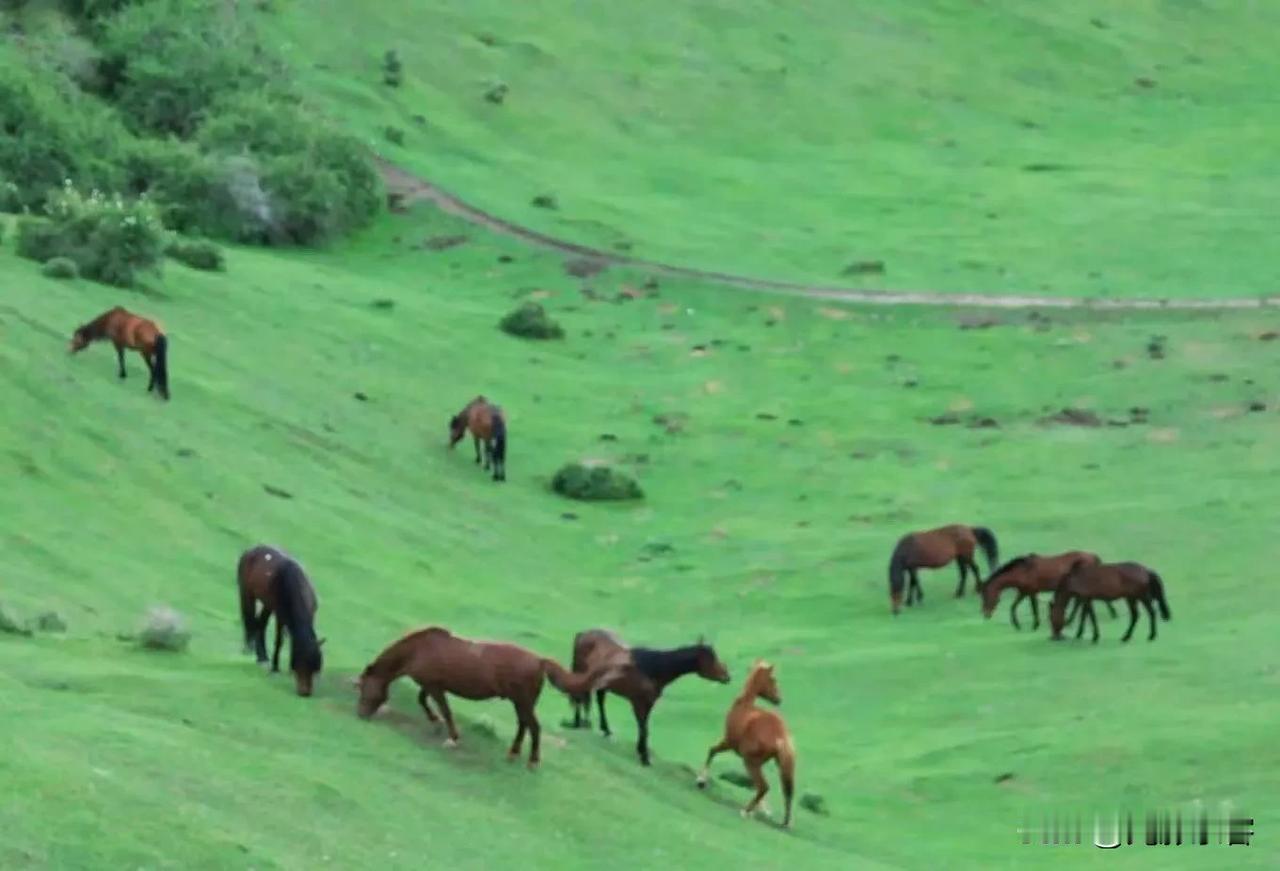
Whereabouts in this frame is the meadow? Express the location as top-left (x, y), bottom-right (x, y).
top-left (2, 2), bottom-right (1278, 869)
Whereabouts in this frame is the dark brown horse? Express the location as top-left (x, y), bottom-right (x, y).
top-left (1049, 560), bottom-right (1171, 643)
top-left (69, 306), bottom-right (170, 399)
top-left (888, 523), bottom-right (998, 614)
top-left (448, 396), bottom-right (507, 481)
top-left (981, 551), bottom-right (1116, 630)
top-left (355, 626), bottom-right (623, 768)
top-left (696, 660), bottom-right (797, 828)
top-left (568, 628), bottom-right (731, 766)
top-left (237, 545), bottom-right (324, 696)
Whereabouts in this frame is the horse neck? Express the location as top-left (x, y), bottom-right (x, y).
top-left (275, 567), bottom-right (316, 643)
top-left (369, 637), bottom-right (415, 682)
top-left (633, 645), bottom-right (702, 688)
top-left (733, 675), bottom-right (766, 708)
top-left (80, 311), bottom-right (114, 340)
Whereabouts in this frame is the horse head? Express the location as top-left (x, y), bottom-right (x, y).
top-left (447, 413), bottom-right (467, 447)
top-left (749, 660), bottom-right (781, 705)
top-left (694, 637), bottom-right (730, 684)
top-left (354, 666), bottom-right (389, 718)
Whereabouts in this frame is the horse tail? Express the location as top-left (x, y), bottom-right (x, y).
top-left (888, 538), bottom-right (909, 613)
top-left (971, 526), bottom-right (998, 572)
top-left (491, 411), bottom-right (507, 464)
top-left (238, 578), bottom-right (257, 651)
top-left (542, 658), bottom-right (622, 698)
top-left (153, 333), bottom-right (170, 399)
top-left (775, 730), bottom-right (796, 810)
top-left (1148, 571), bottom-right (1171, 620)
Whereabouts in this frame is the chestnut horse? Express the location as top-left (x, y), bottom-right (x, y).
top-left (568, 628), bottom-right (730, 766)
top-left (888, 523), bottom-right (998, 614)
top-left (696, 660), bottom-right (797, 828)
top-left (980, 551), bottom-right (1116, 630)
top-left (69, 306), bottom-right (170, 399)
top-left (448, 396), bottom-right (507, 481)
top-left (1049, 560), bottom-right (1171, 643)
top-left (355, 626), bottom-right (623, 768)
top-left (237, 545), bottom-right (324, 696)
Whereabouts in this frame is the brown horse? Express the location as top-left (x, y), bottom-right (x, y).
top-left (69, 306), bottom-right (170, 400)
top-left (236, 545), bottom-right (324, 696)
top-left (1049, 560), bottom-right (1171, 643)
top-left (696, 660), bottom-right (797, 828)
top-left (888, 523), bottom-right (999, 614)
top-left (448, 396), bottom-right (507, 481)
top-left (981, 551), bottom-right (1116, 630)
top-left (355, 626), bottom-right (623, 768)
top-left (568, 628), bottom-right (731, 766)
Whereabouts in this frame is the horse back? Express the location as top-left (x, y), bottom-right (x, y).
top-left (237, 544), bottom-right (287, 602)
top-left (415, 633), bottom-right (543, 700)
top-left (732, 706), bottom-right (790, 759)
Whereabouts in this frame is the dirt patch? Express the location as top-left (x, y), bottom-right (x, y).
top-left (956, 314), bottom-right (1003, 330)
top-left (817, 307), bottom-right (850, 320)
top-left (565, 257), bottom-right (607, 279)
top-left (423, 234), bottom-right (468, 251)
top-left (841, 260), bottom-right (885, 276)
top-left (1038, 408), bottom-right (1103, 428)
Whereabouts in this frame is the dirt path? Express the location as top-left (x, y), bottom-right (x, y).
top-left (378, 159), bottom-right (1279, 312)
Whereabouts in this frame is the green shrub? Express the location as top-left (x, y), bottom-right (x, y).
top-left (551, 461), bottom-right (643, 501)
top-left (499, 302), bottom-right (564, 339)
top-left (384, 125), bottom-right (405, 146)
top-left (166, 237), bottom-right (224, 271)
top-left (41, 256), bottom-right (79, 279)
top-left (0, 601), bottom-right (31, 637)
top-left (137, 605), bottom-right (190, 652)
top-left (382, 50), bottom-right (402, 87)
top-left (17, 182), bottom-right (166, 287)
top-left (34, 610), bottom-right (68, 632)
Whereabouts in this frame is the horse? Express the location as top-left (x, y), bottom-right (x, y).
top-left (448, 396), bottom-right (507, 481)
top-left (355, 626), bottom-right (624, 769)
top-left (69, 306), bottom-right (170, 400)
top-left (980, 551), bottom-right (1116, 630)
top-left (1049, 560), bottom-right (1171, 643)
top-left (236, 545), bottom-right (325, 696)
top-left (887, 524), bottom-right (999, 614)
top-left (568, 628), bottom-right (731, 766)
top-left (696, 660), bottom-right (797, 829)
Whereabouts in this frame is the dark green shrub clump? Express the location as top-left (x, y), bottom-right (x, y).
top-left (41, 256), bottom-right (79, 279)
top-left (17, 183), bottom-right (166, 287)
top-left (499, 302), bottom-right (564, 340)
top-left (551, 462), bottom-right (643, 501)
top-left (166, 237), bottom-right (224, 271)
top-left (382, 50), bottom-right (403, 87)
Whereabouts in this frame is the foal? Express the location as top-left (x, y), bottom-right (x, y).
top-left (356, 626), bottom-right (622, 768)
top-left (236, 545), bottom-right (324, 696)
top-left (697, 660), bottom-right (797, 828)
top-left (981, 551), bottom-right (1115, 630)
top-left (1049, 560), bottom-right (1171, 643)
top-left (888, 523), bottom-right (998, 613)
top-left (448, 396), bottom-right (507, 481)
top-left (569, 628), bottom-right (730, 766)
top-left (69, 306), bottom-right (170, 399)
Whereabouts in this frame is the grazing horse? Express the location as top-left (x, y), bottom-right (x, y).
top-left (981, 551), bottom-right (1116, 630)
top-left (236, 545), bottom-right (325, 696)
top-left (1049, 561), bottom-right (1171, 643)
top-left (355, 626), bottom-right (623, 768)
top-left (448, 396), bottom-right (507, 481)
top-left (568, 628), bottom-right (731, 766)
top-left (888, 523), bottom-right (999, 614)
top-left (69, 306), bottom-right (170, 400)
top-left (696, 660), bottom-right (797, 828)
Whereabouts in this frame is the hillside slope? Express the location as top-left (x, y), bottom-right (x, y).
top-left (2, 201), bottom-right (1279, 868)
top-left (266, 0), bottom-right (1280, 298)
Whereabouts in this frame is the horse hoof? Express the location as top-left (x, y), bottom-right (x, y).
top-left (696, 776), bottom-right (708, 789)
top-left (443, 738), bottom-right (459, 749)
top-left (526, 760), bottom-right (539, 772)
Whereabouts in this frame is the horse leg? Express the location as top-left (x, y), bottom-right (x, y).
top-left (1074, 600), bottom-right (1088, 640)
top-left (1009, 591), bottom-right (1024, 630)
top-left (114, 342), bottom-right (127, 379)
top-left (1029, 594), bottom-right (1041, 631)
top-left (144, 354), bottom-right (156, 392)
top-left (416, 688), bottom-right (440, 724)
top-left (271, 619), bottom-right (285, 673)
top-left (507, 701), bottom-right (528, 761)
top-left (742, 758), bottom-right (771, 819)
top-left (525, 705), bottom-right (541, 769)
top-left (1142, 598), bottom-right (1158, 641)
top-left (473, 435), bottom-right (482, 465)
top-left (697, 738), bottom-right (731, 787)
top-left (596, 690), bottom-right (611, 737)
top-left (431, 690), bottom-right (460, 746)
top-left (253, 607), bottom-right (272, 663)
top-left (954, 559), bottom-right (967, 598)
top-left (484, 440), bottom-right (493, 472)
top-left (1121, 599), bottom-right (1139, 642)
top-left (1088, 603), bottom-right (1100, 644)
top-left (1105, 600), bottom-right (1118, 619)
top-left (909, 570), bottom-right (922, 605)
top-left (969, 558), bottom-right (985, 593)
top-left (631, 697), bottom-right (654, 766)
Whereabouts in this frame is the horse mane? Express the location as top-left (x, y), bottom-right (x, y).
top-left (368, 627), bottom-right (449, 676)
top-left (631, 643), bottom-right (707, 683)
top-left (76, 306), bottom-right (123, 338)
top-left (272, 560), bottom-right (321, 672)
top-left (988, 555), bottom-right (1032, 579)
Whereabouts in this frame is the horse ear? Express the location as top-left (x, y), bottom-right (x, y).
top-left (318, 638), bottom-right (327, 648)
top-left (696, 633), bottom-right (706, 646)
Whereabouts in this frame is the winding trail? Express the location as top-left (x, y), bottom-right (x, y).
top-left (378, 159), bottom-right (1279, 312)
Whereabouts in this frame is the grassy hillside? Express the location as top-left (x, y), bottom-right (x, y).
top-left (2, 197), bottom-right (1279, 868)
top-left (265, 0), bottom-right (1280, 298)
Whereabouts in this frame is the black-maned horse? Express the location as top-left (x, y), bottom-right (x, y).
top-left (236, 545), bottom-right (325, 696)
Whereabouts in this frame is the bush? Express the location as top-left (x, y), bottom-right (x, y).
top-left (382, 50), bottom-right (402, 87)
top-left (137, 605), bottom-right (190, 651)
top-left (166, 237), bottom-right (224, 271)
top-left (34, 610), bottom-right (67, 632)
top-left (17, 182), bottom-right (166, 287)
top-left (42, 256), bottom-right (79, 279)
top-left (551, 461), bottom-right (643, 501)
top-left (0, 602), bottom-right (32, 637)
top-left (499, 302), bottom-right (564, 340)
top-left (384, 125), bottom-right (405, 146)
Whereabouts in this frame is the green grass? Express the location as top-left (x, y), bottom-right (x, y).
top-left (263, 0), bottom-right (1280, 298)
top-left (2, 198), bottom-right (1278, 869)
